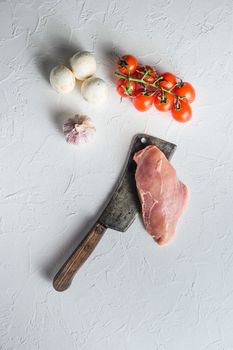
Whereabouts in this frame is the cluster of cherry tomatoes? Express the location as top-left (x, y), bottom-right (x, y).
top-left (115, 54), bottom-right (196, 123)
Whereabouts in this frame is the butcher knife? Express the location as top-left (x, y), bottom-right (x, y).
top-left (53, 134), bottom-right (176, 291)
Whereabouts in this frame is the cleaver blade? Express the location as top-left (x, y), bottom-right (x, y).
top-left (99, 133), bottom-right (177, 232)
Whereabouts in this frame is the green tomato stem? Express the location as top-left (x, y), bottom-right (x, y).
top-left (114, 71), bottom-right (185, 100)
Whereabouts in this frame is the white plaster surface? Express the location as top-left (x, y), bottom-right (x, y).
top-left (0, 0), bottom-right (233, 349)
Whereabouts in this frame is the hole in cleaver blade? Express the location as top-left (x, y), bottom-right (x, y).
top-left (99, 134), bottom-right (177, 232)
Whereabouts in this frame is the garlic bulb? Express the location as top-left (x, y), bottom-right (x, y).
top-left (63, 115), bottom-right (96, 145)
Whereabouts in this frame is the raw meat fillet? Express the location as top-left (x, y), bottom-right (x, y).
top-left (133, 145), bottom-right (188, 245)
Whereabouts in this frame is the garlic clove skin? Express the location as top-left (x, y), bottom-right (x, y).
top-left (50, 65), bottom-right (76, 94)
top-left (70, 52), bottom-right (97, 80)
top-left (63, 115), bottom-right (96, 145)
top-left (81, 77), bottom-right (108, 104)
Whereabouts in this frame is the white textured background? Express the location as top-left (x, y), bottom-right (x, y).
top-left (0, 0), bottom-right (233, 349)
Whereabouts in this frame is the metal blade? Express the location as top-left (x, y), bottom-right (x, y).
top-left (99, 134), bottom-right (177, 232)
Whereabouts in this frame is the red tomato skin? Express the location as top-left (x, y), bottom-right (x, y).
top-left (174, 82), bottom-right (196, 103)
top-left (116, 79), bottom-right (137, 97)
top-left (132, 93), bottom-right (154, 112)
top-left (171, 101), bottom-right (192, 123)
top-left (118, 55), bottom-right (138, 75)
top-left (154, 92), bottom-right (175, 112)
top-left (158, 72), bottom-right (177, 89)
top-left (136, 65), bottom-right (157, 83)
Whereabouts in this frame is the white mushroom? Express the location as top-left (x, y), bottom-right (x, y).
top-left (70, 51), bottom-right (96, 80)
top-left (81, 77), bottom-right (108, 104)
top-left (50, 65), bottom-right (75, 94)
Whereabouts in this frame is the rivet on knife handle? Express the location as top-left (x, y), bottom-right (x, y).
top-left (53, 222), bottom-right (106, 291)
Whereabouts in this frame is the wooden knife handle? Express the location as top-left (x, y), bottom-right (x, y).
top-left (53, 222), bottom-right (106, 292)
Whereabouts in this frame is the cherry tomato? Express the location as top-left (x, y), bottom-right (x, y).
top-left (136, 65), bottom-right (157, 83)
top-left (116, 78), bottom-right (137, 98)
top-left (171, 100), bottom-right (192, 123)
top-left (132, 93), bottom-right (154, 112)
top-left (154, 91), bottom-right (175, 112)
top-left (174, 82), bottom-right (196, 103)
top-left (118, 55), bottom-right (138, 75)
top-left (158, 72), bottom-right (177, 89)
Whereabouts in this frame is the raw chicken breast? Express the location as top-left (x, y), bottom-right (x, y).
top-left (133, 145), bottom-right (188, 245)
